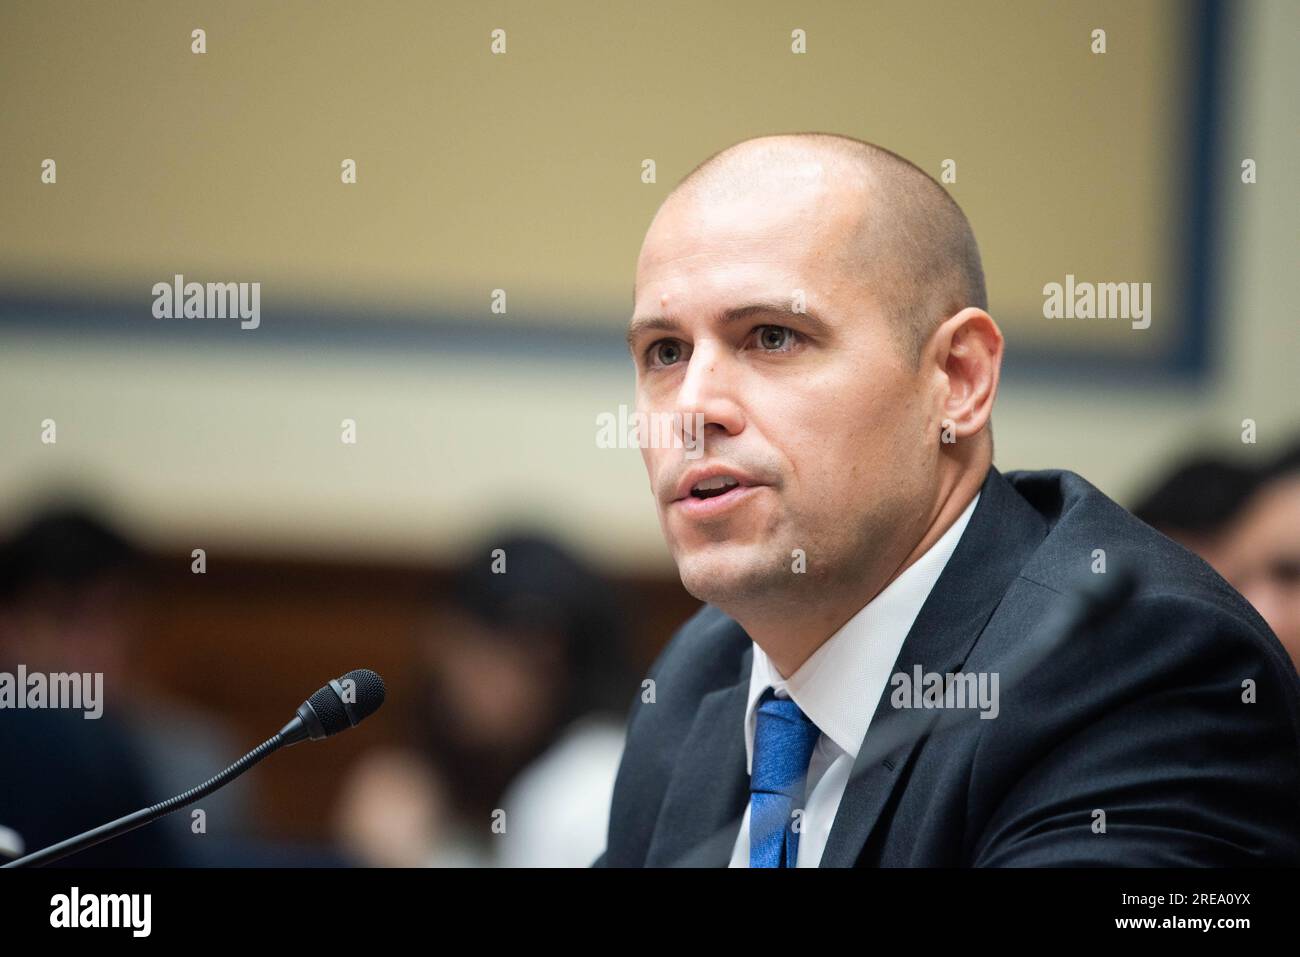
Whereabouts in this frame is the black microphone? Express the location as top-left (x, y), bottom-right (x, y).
top-left (2, 668), bottom-right (386, 868)
top-left (279, 668), bottom-right (387, 746)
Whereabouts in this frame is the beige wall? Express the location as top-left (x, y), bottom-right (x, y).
top-left (2, 0), bottom-right (1182, 356)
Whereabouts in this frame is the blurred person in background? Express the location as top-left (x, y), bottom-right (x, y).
top-left (1130, 455), bottom-right (1262, 575)
top-left (0, 505), bottom-right (254, 866)
top-left (1218, 440), bottom-right (1300, 672)
top-left (1131, 441), bottom-right (1300, 674)
top-left (330, 532), bottom-right (635, 867)
top-left (330, 746), bottom-right (470, 867)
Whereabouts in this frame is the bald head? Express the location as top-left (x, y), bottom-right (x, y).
top-left (656, 132), bottom-right (986, 366)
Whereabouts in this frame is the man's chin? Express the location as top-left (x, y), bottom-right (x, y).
top-left (673, 540), bottom-right (785, 606)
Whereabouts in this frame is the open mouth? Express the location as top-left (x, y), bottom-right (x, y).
top-left (690, 475), bottom-right (742, 500)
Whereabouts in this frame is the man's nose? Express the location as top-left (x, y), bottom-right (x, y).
top-left (673, 340), bottom-right (746, 439)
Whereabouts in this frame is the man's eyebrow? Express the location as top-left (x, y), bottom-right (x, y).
top-left (625, 299), bottom-right (832, 352)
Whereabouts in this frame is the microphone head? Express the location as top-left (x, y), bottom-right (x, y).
top-left (302, 668), bottom-right (386, 739)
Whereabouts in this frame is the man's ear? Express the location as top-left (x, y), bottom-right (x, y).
top-left (928, 307), bottom-right (1002, 441)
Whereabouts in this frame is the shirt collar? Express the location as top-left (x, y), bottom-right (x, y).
top-left (742, 491), bottom-right (982, 774)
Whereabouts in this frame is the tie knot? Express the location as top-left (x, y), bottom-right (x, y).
top-left (751, 687), bottom-right (821, 797)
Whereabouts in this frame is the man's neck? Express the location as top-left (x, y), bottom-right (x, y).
top-left (732, 464), bottom-right (986, 678)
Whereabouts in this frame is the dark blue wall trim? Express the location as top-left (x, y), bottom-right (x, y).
top-left (0, 292), bottom-right (635, 363)
top-left (1172, 0), bottom-right (1226, 380)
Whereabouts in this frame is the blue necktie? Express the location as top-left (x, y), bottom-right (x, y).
top-left (749, 687), bottom-right (821, 867)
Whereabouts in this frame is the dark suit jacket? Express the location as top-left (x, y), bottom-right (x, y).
top-left (594, 466), bottom-right (1300, 866)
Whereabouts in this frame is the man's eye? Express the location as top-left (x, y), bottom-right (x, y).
top-left (755, 325), bottom-right (797, 351)
top-left (650, 340), bottom-right (686, 366)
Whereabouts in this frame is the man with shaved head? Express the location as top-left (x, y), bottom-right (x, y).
top-left (596, 133), bottom-right (1300, 868)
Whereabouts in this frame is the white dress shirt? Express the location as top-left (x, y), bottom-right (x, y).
top-left (728, 491), bottom-right (981, 867)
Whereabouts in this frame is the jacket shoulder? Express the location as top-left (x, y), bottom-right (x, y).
top-left (965, 473), bottom-right (1300, 864)
top-left (969, 583), bottom-right (1300, 864)
top-left (1005, 467), bottom-right (1273, 634)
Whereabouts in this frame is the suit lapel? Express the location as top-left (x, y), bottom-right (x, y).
top-left (644, 643), bottom-right (753, 867)
top-left (819, 465), bottom-right (1048, 867)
